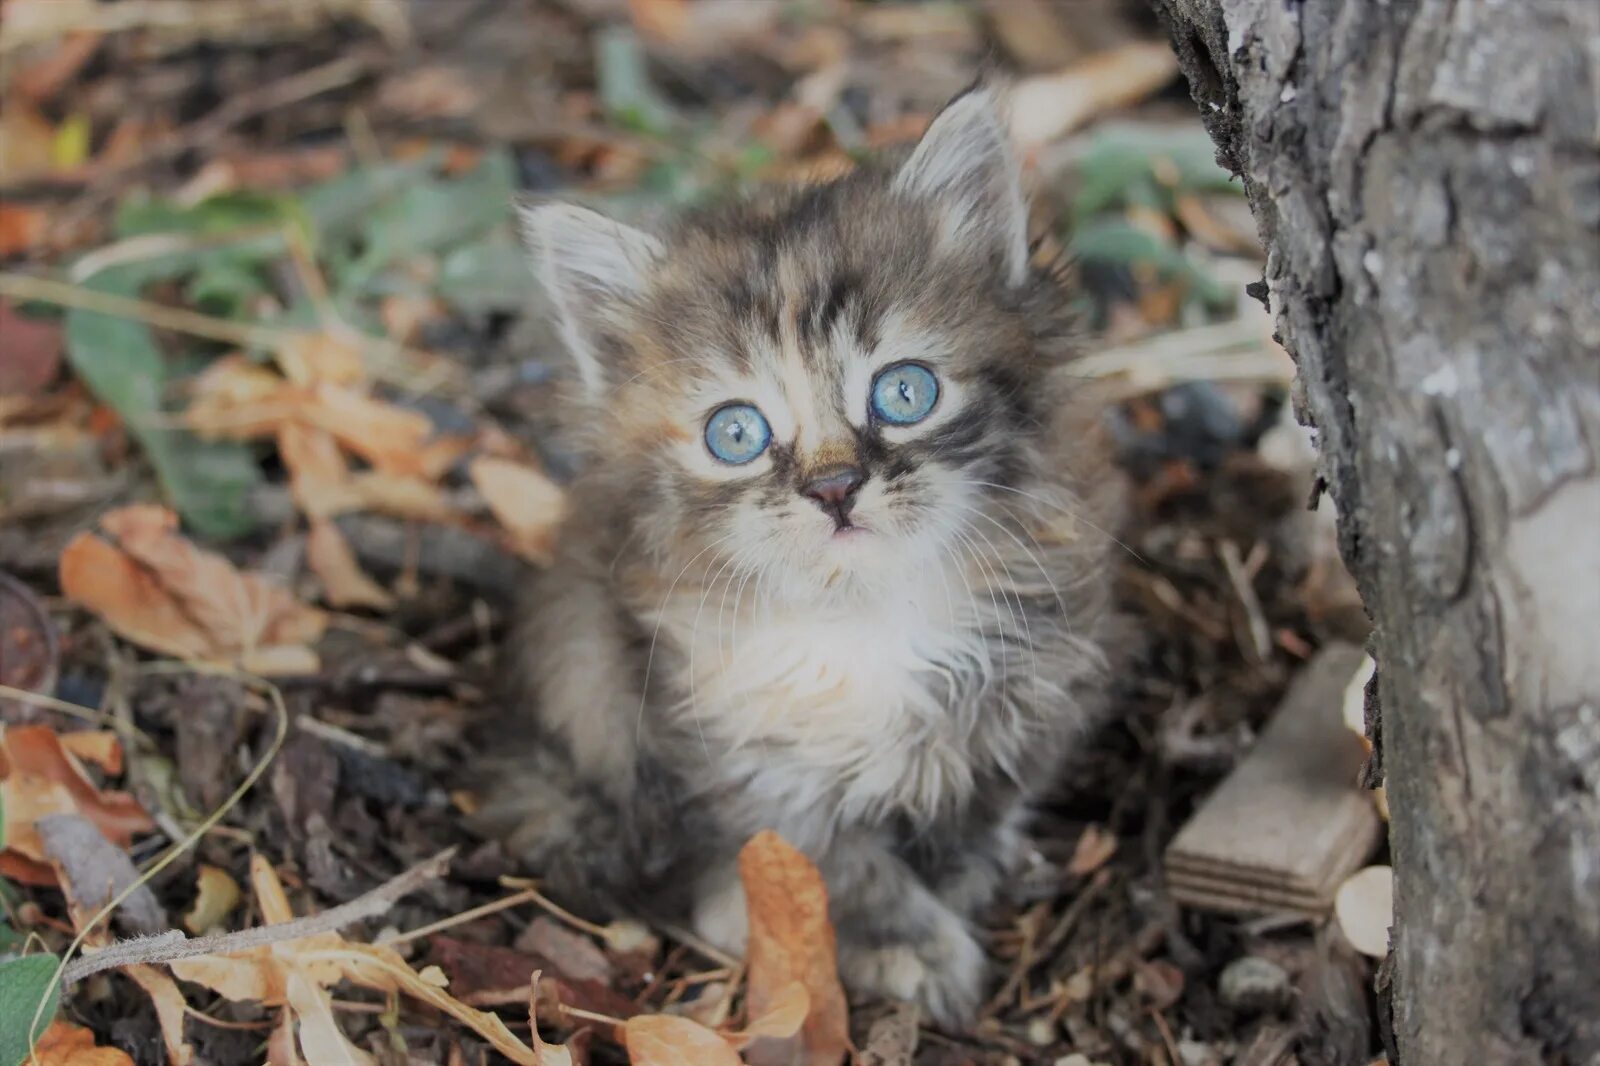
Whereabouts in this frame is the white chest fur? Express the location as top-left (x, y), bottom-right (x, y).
top-left (655, 587), bottom-right (1011, 847)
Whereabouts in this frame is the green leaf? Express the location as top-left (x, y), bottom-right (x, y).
top-left (341, 152), bottom-right (516, 292)
top-left (596, 26), bottom-right (680, 135)
top-left (116, 190), bottom-right (299, 239)
top-left (436, 235), bottom-right (529, 315)
top-left (66, 266), bottom-right (261, 539)
top-left (0, 954), bottom-right (60, 1066)
top-left (1070, 219), bottom-right (1232, 309)
top-left (1073, 126), bottom-right (1238, 220)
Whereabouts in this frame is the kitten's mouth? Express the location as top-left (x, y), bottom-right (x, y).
top-left (830, 523), bottom-right (870, 540)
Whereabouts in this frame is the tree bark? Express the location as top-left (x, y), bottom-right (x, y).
top-left (1147, 1), bottom-right (1600, 1062)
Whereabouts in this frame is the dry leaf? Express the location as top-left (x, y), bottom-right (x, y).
top-left (1067, 824), bottom-right (1118, 876)
top-left (60, 505), bottom-right (326, 671)
top-left (56, 730), bottom-right (122, 774)
top-left (727, 981), bottom-right (809, 1047)
top-left (1010, 42), bottom-right (1180, 151)
top-left (275, 331), bottom-right (366, 388)
top-left (184, 863), bottom-right (243, 934)
top-left (0, 202), bottom-right (48, 256)
top-left (528, 975), bottom-right (576, 1066)
top-left (287, 966), bottom-right (377, 1066)
top-left (0, 724), bottom-right (154, 876)
top-left (185, 356), bottom-right (307, 439)
top-left (469, 456), bottom-right (568, 566)
top-left (738, 830), bottom-right (851, 1065)
top-left (307, 519), bottom-right (395, 610)
top-left (624, 1014), bottom-right (743, 1066)
top-left (125, 964), bottom-right (197, 1066)
top-left (304, 383), bottom-right (434, 476)
top-left (0, 98), bottom-right (59, 181)
top-left (1335, 865), bottom-right (1393, 958)
top-left (347, 471), bottom-right (455, 521)
top-left (28, 1020), bottom-right (135, 1066)
top-left (279, 423), bottom-right (360, 518)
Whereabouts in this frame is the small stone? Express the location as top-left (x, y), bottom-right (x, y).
top-left (1027, 1017), bottom-right (1057, 1046)
top-left (1218, 955), bottom-right (1292, 1014)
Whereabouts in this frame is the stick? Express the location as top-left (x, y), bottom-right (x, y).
top-left (60, 847), bottom-right (455, 985)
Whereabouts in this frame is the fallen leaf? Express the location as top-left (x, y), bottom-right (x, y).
top-left (307, 519), bottom-right (395, 610)
top-left (278, 423), bottom-right (359, 518)
top-left (0, 953), bottom-right (61, 1066)
top-left (287, 966), bottom-right (377, 1066)
top-left (304, 383), bottom-right (434, 476)
top-left (1010, 42), bottom-right (1181, 152)
top-left (528, 976), bottom-right (576, 1066)
top-left (0, 724), bottom-right (155, 877)
top-left (624, 1013), bottom-right (742, 1066)
top-left (38, 812), bottom-right (165, 933)
top-left (274, 331), bottom-right (367, 388)
top-left (469, 456), bottom-right (568, 565)
top-left (1067, 824), bottom-right (1118, 876)
top-left (1335, 865), bottom-right (1393, 958)
top-left (60, 505), bottom-right (326, 671)
top-left (57, 730), bottom-right (122, 774)
top-left (0, 202), bottom-right (48, 257)
top-left (125, 964), bottom-right (197, 1066)
top-left (27, 1020), bottom-right (134, 1066)
top-left (738, 830), bottom-right (851, 1065)
top-left (184, 863), bottom-right (243, 934)
top-left (0, 300), bottom-right (62, 393)
top-left (727, 981), bottom-right (809, 1046)
top-left (0, 98), bottom-right (59, 181)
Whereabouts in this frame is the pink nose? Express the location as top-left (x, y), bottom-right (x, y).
top-left (801, 467), bottom-right (865, 524)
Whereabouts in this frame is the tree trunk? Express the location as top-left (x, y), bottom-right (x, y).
top-left (1147, 1), bottom-right (1600, 1062)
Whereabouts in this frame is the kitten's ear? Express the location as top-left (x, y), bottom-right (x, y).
top-left (519, 202), bottom-right (663, 398)
top-left (893, 88), bottom-right (1028, 287)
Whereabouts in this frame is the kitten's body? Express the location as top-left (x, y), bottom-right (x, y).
top-left (474, 90), bottom-right (1122, 1023)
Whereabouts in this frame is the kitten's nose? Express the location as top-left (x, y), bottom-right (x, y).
top-left (801, 466), bottom-right (865, 524)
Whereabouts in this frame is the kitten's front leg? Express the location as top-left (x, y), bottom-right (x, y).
top-left (821, 833), bottom-right (988, 1028)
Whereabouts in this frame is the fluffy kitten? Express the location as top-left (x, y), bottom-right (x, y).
top-left (472, 88), bottom-right (1122, 1025)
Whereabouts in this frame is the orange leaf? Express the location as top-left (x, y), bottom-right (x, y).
top-left (184, 356), bottom-right (306, 440)
top-left (62, 505), bottom-right (327, 668)
top-left (1, 724), bottom-right (154, 850)
top-left (624, 1014), bottom-right (742, 1066)
top-left (125, 964), bottom-right (197, 1066)
top-left (29, 1020), bottom-right (135, 1066)
top-left (278, 423), bottom-right (359, 519)
top-left (738, 830), bottom-right (851, 1065)
top-left (468, 456), bottom-right (568, 566)
top-left (726, 980), bottom-right (809, 1047)
top-left (286, 967), bottom-right (377, 1066)
top-left (306, 519), bottom-right (394, 610)
top-left (169, 950), bottom-right (280, 1003)
top-left (0, 203), bottom-right (48, 256)
top-left (57, 730), bottom-right (123, 774)
top-left (58, 530), bottom-right (216, 660)
top-left (303, 383), bottom-right (434, 476)
top-left (348, 471), bottom-right (455, 521)
top-left (274, 331), bottom-right (366, 388)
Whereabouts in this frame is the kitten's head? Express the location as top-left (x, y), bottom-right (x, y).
top-left (523, 89), bottom-right (1083, 603)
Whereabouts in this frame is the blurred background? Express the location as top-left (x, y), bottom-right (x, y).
top-left (1, 2), bottom-right (1382, 1064)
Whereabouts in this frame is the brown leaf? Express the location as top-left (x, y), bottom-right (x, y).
top-left (0, 98), bottom-right (59, 181)
top-left (624, 1014), bottom-right (742, 1066)
top-left (274, 331), bottom-right (366, 388)
top-left (125, 964), bottom-right (197, 1066)
top-left (61, 505), bottom-right (326, 669)
top-left (738, 830), bottom-right (851, 1065)
top-left (185, 356), bottom-right (303, 440)
top-left (528, 977), bottom-right (577, 1066)
top-left (1067, 824), bottom-right (1118, 877)
top-left (307, 519), bottom-right (395, 610)
top-left (0, 203), bottom-right (49, 257)
top-left (469, 456), bottom-right (568, 566)
top-left (183, 863), bottom-right (243, 934)
top-left (727, 981), bottom-right (809, 1046)
top-left (1010, 42), bottom-right (1180, 151)
top-left (304, 383), bottom-right (434, 476)
top-left (278, 423), bottom-right (359, 518)
top-left (0, 300), bottom-right (61, 392)
top-left (56, 730), bottom-right (122, 774)
top-left (29, 1020), bottom-right (135, 1066)
top-left (0, 724), bottom-right (155, 866)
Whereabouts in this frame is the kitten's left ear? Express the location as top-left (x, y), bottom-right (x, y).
top-left (893, 87), bottom-right (1029, 287)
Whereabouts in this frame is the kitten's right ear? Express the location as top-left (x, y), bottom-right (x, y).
top-left (518, 202), bottom-right (663, 398)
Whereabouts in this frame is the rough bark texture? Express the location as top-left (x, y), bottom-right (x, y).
top-left (1148, 1), bottom-right (1600, 1062)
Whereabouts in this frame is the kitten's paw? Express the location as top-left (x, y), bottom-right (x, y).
top-left (838, 924), bottom-right (986, 1029)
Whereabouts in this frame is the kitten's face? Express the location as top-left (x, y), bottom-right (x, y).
top-left (527, 90), bottom-right (1068, 602)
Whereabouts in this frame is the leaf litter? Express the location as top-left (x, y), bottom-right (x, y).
top-left (0, 1), bottom-right (1380, 1063)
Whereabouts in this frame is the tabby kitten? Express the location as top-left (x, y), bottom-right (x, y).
top-left (473, 88), bottom-right (1122, 1024)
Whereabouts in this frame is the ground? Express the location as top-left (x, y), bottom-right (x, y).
top-left (0, 1), bottom-right (1382, 1063)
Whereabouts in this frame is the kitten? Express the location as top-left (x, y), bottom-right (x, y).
top-left (472, 87), bottom-right (1123, 1025)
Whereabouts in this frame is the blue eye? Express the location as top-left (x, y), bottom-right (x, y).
top-left (871, 363), bottom-right (939, 425)
top-left (704, 403), bottom-right (771, 464)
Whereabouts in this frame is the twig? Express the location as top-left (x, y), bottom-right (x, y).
top-left (1219, 538), bottom-right (1272, 664)
top-left (380, 887), bottom-right (543, 947)
top-left (0, 271), bottom-right (297, 349)
top-left (61, 847), bottom-right (456, 985)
